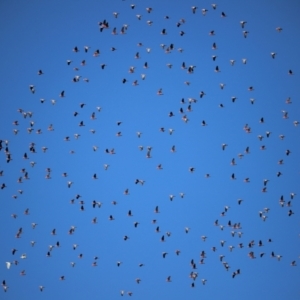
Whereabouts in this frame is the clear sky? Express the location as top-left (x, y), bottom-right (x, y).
top-left (0, 0), bottom-right (300, 299)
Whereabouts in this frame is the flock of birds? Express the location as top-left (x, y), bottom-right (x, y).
top-left (1, 2), bottom-right (299, 297)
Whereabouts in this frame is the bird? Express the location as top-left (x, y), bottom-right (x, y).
top-left (202, 8), bottom-right (208, 16)
top-left (161, 28), bottom-right (167, 35)
top-left (232, 269), bottom-right (240, 278)
top-left (169, 194), bottom-right (175, 201)
top-left (201, 236), bottom-right (207, 242)
top-left (243, 31), bottom-right (249, 38)
top-left (284, 97), bottom-right (292, 105)
top-left (39, 286), bottom-right (45, 292)
top-left (240, 21), bottom-right (247, 28)
top-left (135, 278), bottom-right (141, 284)
top-left (157, 88), bottom-right (163, 96)
top-left (117, 261), bottom-right (122, 267)
top-left (29, 85), bottom-right (35, 94)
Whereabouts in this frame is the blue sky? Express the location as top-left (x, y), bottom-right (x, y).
top-left (0, 0), bottom-right (300, 299)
